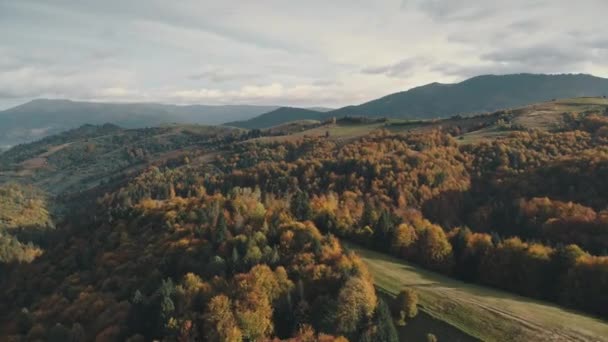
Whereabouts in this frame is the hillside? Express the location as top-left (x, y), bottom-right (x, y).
top-left (349, 243), bottom-right (608, 342)
top-left (237, 73), bottom-right (608, 129)
top-left (2, 97), bottom-right (608, 341)
top-left (0, 123), bottom-right (244, 196)
top-left (0, 99), bottom-right (278, 148)
top-left (333, 74), bottom-right (608, 119)
top-left (225, 107), bottom-right (326, 129)
top-left (3, 97), bottom-right (606, 196)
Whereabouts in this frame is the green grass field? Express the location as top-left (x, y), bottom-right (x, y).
top-left (346, 243), bottom-right (608, 342)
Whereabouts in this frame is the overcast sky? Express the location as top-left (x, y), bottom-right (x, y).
top-left (1, 0), bottom-right (607, 109)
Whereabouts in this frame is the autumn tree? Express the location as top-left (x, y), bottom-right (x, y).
top-left (204, 295), bottom-right (243, 342)
top-left (416, 224), bottom-right (454, 272)
top-left (234, 289), bottom-right (274, 340)
top-left (391, 223), bottom-right (417, 258)
top-left (335, 276), bottom-right (377, 335)
top-left (393, 288), bottom-right (418, 325)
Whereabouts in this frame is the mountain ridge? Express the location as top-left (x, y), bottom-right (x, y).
top-left (231, 73), bottom-right (608, 129)
top-left (224, 106), bottom-right (325, 128)
top-left (0, 100), bottom-right (280, 147)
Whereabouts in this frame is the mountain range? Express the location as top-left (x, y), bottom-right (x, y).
top-left (0, 100), bottom-right (280, 149)
top-left (2, 73), bottom-right (608, 148)
top-left (228, 73), bottom-right (608, 129)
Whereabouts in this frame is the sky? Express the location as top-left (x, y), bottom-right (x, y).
top-left (1, 0), bottom-right (608, 109)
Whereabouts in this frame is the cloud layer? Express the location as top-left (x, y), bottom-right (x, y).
top-left (1, 0), bottom-right (607, 109)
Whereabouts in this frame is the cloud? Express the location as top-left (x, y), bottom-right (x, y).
top-left (1, 0), bottom-right (608, 109)
top-left (507, 19), bottom-right (543, 33)
top-left (0, 64), bottom-right (136, 100)
top-left (361, 58), bottom-right (428, 78)
top-left (401, 0), bottom-right (551, 21)
top-left (188, 68), bottom-right (258, 83)
top-left (431, 44), bottom-right (605, 78)
top-left (401, 0), bottom-right (493, 21)
top-left (165, 82), bottom-right (364, 106)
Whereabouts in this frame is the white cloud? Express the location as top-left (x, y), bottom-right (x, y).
top-left (1, 0), bottom-right (607, 109)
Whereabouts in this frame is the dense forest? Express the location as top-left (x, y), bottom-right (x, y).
top-left (1, 103), bottom-right (608, 340)
top-left (202, 124), bottom-right (608, 318)
top-left (1, 183), bottom-right (404, 341)
top-left (0, 183), bottom-right (53, 263)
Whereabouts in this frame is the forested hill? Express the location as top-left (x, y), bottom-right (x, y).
top-left (1, 98), bottom-right (608, 341)
top-left (235, 73), bottom-right (608, 129)
top-left (225, 107), bottom-right (325, 129)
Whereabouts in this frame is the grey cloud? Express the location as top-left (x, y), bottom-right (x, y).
top-left (88, 49), bottom-right (120, 63)
top-left (481, 46), bottom-right (587, 67)
top-left (20, 0), bottom-right (310, 55)
top-left (312, 79), bottom-right (342, 87)
top-left (361, 58), bottom-right (427, 78)
top-left (401, 0), bottom-right (498, 21)
top-left (1, 0), bottom-right (608, 109)
top-left (188, 69), bottom-right (258, 83)
top-left (402, 0), bottom-right (551, 21)
top-left (432, 63), bottom-right (527, 79)
top-left (508, 19), bottom-right (543, 32)
top-left (432, 45), bottom-right (592, 78)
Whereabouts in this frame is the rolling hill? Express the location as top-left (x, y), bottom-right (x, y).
top-left (2, 96), bottom-right (608, 340)
top-left (225, 106), bottom-right (326, 129)
top-left (0, 99), bottom-right (278, 148)
top-left (235, 73), bottom-right (608, 129)
top-left (253, 97), bottom-right (608, 145)
top-left (0, 123), bottom-right (243, 195)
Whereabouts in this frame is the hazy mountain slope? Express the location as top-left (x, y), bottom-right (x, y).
top-left (0, 123), bottom-right (243, 195)
top-left (306, 106), bottom-right (334, 112)
top-left (235, 74), bottom-right (608, 129)
top-left (0, 99), bottom-right (277, 147)
top-left (225, 107), bottom-right (325, 129)
top-left (331, 73), bottom-right (608, 119)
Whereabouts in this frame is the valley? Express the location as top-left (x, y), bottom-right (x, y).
top-left (1, 94), bottom-right (608, 341)
top-left (4, 2), bottom-right (608, 340)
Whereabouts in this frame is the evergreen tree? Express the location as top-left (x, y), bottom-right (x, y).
top-left (231, 247), bottom-right (241, 272)
top-left (16, 308), bottom-right (32, 334)
top-left (69, 323), bottom-right (86, 342)
top-left (452, 227), bottom-right (472, 260)
top-left (491, 232), bottom-right (502, 246)
top-left (374, 210), bottom-right (394, 248)
top-left (359, 298), bottom-right (398, 342)
top-left (361, 201), bottom-right (375, 227)
top-left (48, 324), bottom-right (71, 342)
top-left (290, 190), bottom-right (312, 221)
top-left (215, 213), bottom-right (227, 246)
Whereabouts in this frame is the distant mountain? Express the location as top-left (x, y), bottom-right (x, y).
top-left (235, 73), bottom-right (608, 129)
top-left (0, 99), bottom-right (278, 147)
top-left (226, 107), bottom-right (325, 129)
top-left (306, 106), bottom-right (334, 112)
